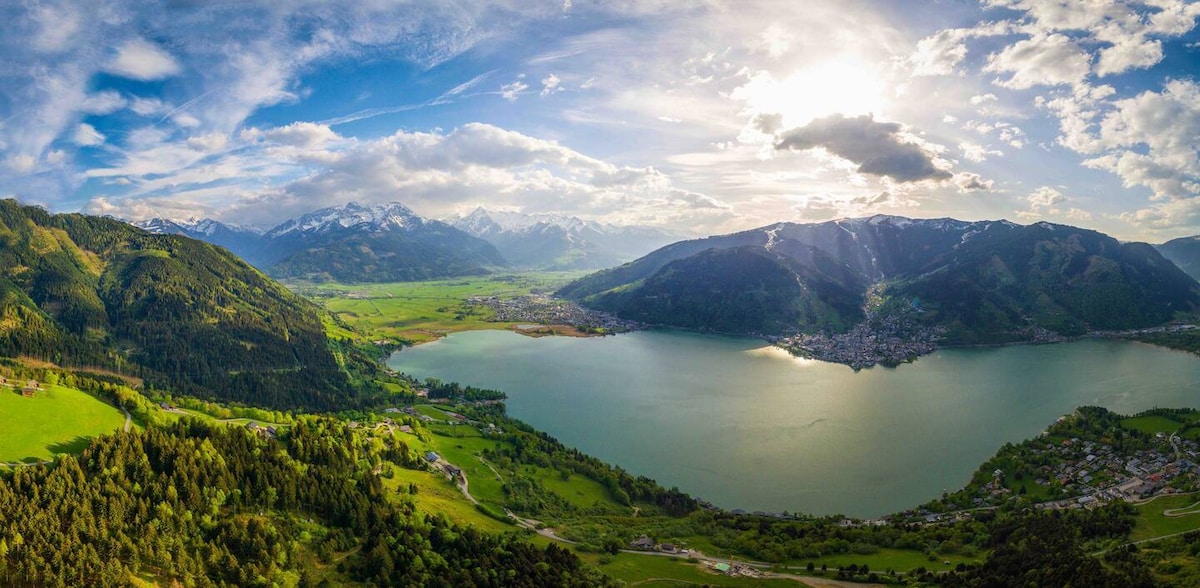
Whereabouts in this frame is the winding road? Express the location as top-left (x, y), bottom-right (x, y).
top-left (435, 455), bottom-right (879, 586)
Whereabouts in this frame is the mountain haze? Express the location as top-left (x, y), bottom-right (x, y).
top-left (1157, 236), bottom-right (1200, 282)
top-left (453, 207), bottom-right (676, 270)
top-left (138, 201), bottom-right (505, 283)
top-left (561, 215), bottom-right (1200, 342)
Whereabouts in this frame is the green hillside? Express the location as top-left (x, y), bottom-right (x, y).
top-left (0, 382), bottom-right (126, 463)
top-left (585, 246), bottom-right (863, 334)
top-left (0, 199), bottom-right (365, 410)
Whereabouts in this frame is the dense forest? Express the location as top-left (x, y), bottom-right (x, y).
top-left (0, 418), bottom-right (611, 587)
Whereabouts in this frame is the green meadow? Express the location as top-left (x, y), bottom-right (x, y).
top-left (292, 272), bottom-right (586, 344)
top-left (1132, 494), bottom-right (1200, 541)
top-left (0, 384), bottom-right (127, 463)
top-left (1122, 414), bottom-right (1188, 436)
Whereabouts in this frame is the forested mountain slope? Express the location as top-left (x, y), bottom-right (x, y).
top-left (561, 216), bottom-right (1200, 340)
top-left (0, 199), bottom-right (362, 410)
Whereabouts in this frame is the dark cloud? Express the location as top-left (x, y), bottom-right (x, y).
top-left (752, 112), bottom-right (783, 134)
top-left (775, 114), bottom-right (951, 182)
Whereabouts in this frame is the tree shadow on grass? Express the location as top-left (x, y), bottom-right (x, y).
top-left (47, 435), bottom-right (94, 455)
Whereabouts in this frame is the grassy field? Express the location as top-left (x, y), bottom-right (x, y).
top-left (1132, 494), bottom-right (1200, 541)
top-left (590, 553), bottom-right (799, 587)
top-left (0, 384), bottom-right (127, 463)
top-left (1122, 415), bottom-right (1186, 436)
top-left (797, 547), bottom-right (978, 574)
top-left (383, 467), bottom-right (515, 533)
top-left (293, 273), bottom-right (585, 344)
top-left (539, 467), bottom-right (622, 510)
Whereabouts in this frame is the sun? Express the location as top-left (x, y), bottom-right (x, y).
top-left (737, 58), bottom-right (889, 129)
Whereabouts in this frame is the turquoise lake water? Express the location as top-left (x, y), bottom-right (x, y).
top-left (389, 330), bottom-right (1200, 517)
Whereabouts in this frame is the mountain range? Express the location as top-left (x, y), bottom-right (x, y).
top-left (560, 215), bottom-right (1200, 343)
top-left (136, 202), bottom-right (672, 280)
top-left (0, 199), bottom-right (365, 410)
top-left (451, 207), bottom-right (676, 270)
top-left (136, 202), bottom-right (504, 282)
top-left (1156, 236), bottom-right (1200, 282)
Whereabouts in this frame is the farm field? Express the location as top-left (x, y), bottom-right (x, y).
top-left (0, 383), bottom-right (127, 464)
top-left (290, 272), bottom-right (585, 344)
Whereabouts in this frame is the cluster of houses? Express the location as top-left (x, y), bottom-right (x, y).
top-left (0, 376), bottom-right (41, 397)
top-left (627, 535), bottom-right (690, 555)
top-left (916, 431), bottom-right (1200, 521)
top-left (468, 294), bottom-right (639, 332)
top-left (1029, 434), bottom-right (1198, 510)
top-left (777, 314), bottom-right (942, 370)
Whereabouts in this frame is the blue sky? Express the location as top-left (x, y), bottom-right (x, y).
top-left (1, 0), bottom-right (1198, 241)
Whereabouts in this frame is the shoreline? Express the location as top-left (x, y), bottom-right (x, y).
top-left (393, 318), bottom-right (1200, 372)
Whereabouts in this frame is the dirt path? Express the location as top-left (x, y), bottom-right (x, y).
top-left (0, 460), bottom-right (51, 468)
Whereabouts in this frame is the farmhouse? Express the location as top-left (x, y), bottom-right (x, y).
top-left (629, 535), bottom-right (655, 550)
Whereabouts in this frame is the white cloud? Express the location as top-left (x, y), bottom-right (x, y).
top-left (186, 132), bottom-right (229, 152)
top-left (6, 155), bottom-right (37, 173)
top-left (130, 97), bottom-right (172, 117)
top-left (106, 38), bottom-right (182, 81)
top-left (959, 141), bottom-right (1003, 162)
top-left (984, 34), bottom-right (1091, 89)
top-left (540, 73), bottom-right (562, 96)
top-left (81, 91), bottom-right (127, 115)
top-left (500, 80), bottom-right (529, 101)
top-left (86, 121), bottom-right (734, 232)
top-left (74, 123), bottom-right (105, 146)
top-left (262, 122), bottom-right (339, 148)
top-left (1027, 186), bottom-right (1066, 209)
top-left (969, 93), bottom-right (997, 105)
top-left (909, 29), bottom-right (970, 76)
top-left (1095, 38), bottom-right (1163, 77)
top-left (908, 21), bottom-right (1016, 77)
top-left (1043, 79), bottom-right (1200, 202)
top-left (1015, 185), bottom-right (1073, 220)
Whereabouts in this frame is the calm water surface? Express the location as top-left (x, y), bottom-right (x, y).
top-left (388, 330), bottom-right (1200, 517)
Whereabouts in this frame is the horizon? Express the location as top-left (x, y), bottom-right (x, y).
top-left (76, 197), bottom-right (1191, 246)
top-left (1, 1), bottom-right (1198, 242)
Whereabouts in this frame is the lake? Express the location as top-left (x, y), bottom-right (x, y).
top-left (388, 330), bottom-right (1200, 517)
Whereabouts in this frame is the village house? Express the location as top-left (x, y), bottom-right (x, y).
top-left (629, 535), bottom-right (655, 550)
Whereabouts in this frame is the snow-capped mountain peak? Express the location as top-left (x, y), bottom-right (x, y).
top-left (134, 217), bottom-right (264, 236)
top-left (266, 201), bottom-right (422, 238)
top-left (453, 207), bottom-right (611, 236)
